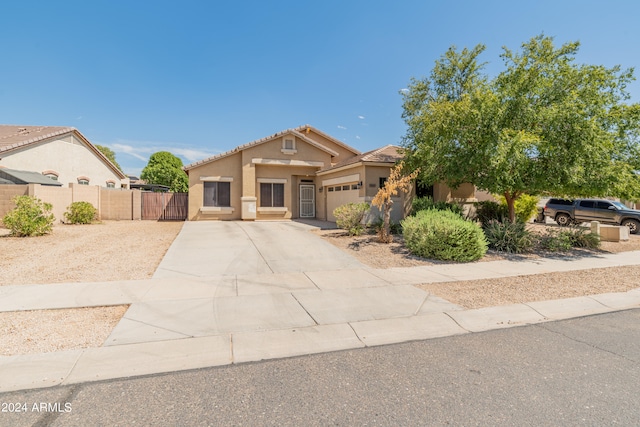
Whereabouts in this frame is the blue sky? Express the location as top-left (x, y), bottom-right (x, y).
top-left (2, 0), bottom-right (639, 176)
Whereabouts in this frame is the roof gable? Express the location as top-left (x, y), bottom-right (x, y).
top-left (317, 144), bottom-right (403, 174)
top-left (0, 125), bottom-right (126, 179)
top-left (184, 125), bottom-right (360, 171)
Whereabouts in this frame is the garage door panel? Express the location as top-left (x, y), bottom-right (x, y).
top-left (327, 188), bottom-right (359, 222)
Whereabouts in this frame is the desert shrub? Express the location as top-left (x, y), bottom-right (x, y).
top-left (567, 227), bottom-right (600, 249)
top-left (371, 217), bottom-right (403, 235)
top-left (539, 227), bottom-right (600, 252)
top-left (483, 220), bottom-right (535, 253)
top-left (539, 229), bottom-right (573, 252)
top-left (2, 195), bottom-right (55, 237)
top-left (410, 196), bottom-right (464, 217)
top-left (64, 201), bottom-right (98, 224)
top-left (401, 209), bottom-right (487, 262)
top-left (333, 202), bottom-right (370, 236)
top-left (474, 201), bottom-right (508, 227)
top-left (497, 194), bottom-right (540, 223)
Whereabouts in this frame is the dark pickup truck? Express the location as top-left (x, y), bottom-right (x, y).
top-left (543, 198), bottom-right (640, 234)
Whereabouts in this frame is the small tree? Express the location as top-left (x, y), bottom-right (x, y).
top-left (95, 144), bottom-right (123, 172)
top-left (141, 151), bottom-right (189, 192)
top-left (371, 162), bottom-right (419, 243)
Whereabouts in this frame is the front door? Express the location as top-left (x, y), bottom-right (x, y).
top-left (300, 184), bottom-right (315, 218)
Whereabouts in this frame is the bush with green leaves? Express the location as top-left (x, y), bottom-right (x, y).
top-left (567, 227), bottom-right (600, 249)
top-left (401, 209), bottom-right (487, 262)
top-left (483, 220), bottom-right (535, 253)
top-left (64, 201), bottom-right (98, 224)
top-left (410, 196), bottom-right (464, 217)
top-left (333, 202), bottom-right (370, 236)
top-left (474, 201), bottom-right (509, 227)
top-left (497, 194), bottom-right (540, 223)
top-left (2, 195), bottom-right (55, 237)
top-left (540, 227), bottom-right (600, 252)
top-left (370, 217), bottom-right (402, 235)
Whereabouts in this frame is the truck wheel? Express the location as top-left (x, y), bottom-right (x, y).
top-left (555, 213), bottom-right (572, 226)
top-left (621, 219), bottom-right (640, 234)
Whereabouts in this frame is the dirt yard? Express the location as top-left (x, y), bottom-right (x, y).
top-left (2, 220), bottom-right (639, 356)
top-left (0, 221), bottom-right (183, 356)
top-left (315, 224), bottom-right (640, 309)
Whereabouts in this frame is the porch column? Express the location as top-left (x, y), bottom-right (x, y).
top-left (241, 154), bottom-right (256, 220)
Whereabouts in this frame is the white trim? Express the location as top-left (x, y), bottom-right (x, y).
top-left (200, 176), bottom-right (233, 182)
top-left (321, 173), bottom-right (360, 187)
top-left (200, 207), bottom-right (235, 214)
top-left (252, 158), bottom-right (324, 167)
top-left (257, 178), bottom-right (287, 184)
top-left (257, 207), bottom-right (288, 214)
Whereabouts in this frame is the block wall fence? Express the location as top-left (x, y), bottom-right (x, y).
top-left (0, 184), bottom-right (142, 224)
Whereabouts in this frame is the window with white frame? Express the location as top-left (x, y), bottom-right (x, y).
top-left (78, 178), bottom-right (90, 185)
top-left (106, 181), bottom-right (116, 188)
top-left (204, 182), bottom-right (231, 207)
top-left (260, 182), bottom-right (285, 207)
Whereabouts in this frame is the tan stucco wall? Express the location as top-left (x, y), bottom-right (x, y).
top-left (433, 182), bottom-right (476, 202)
top-left (187, 136), bottom-right (334, 221)
top-left (188, 152), bottom-right (243, 221)
top-left (303, 130), bottom-right (359, 164)
top-left (364, 165), bottom-right (412, 224)
top-left (0, 135), bottom-right (127, 188)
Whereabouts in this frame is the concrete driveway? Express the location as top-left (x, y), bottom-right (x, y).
top-left (153, 221), bottom-right (365, 278)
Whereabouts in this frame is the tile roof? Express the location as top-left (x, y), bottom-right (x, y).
top-left (0, 125), bottom-right (75, 153)
top-left (0, 125), bottom-right (127, 179)
top-left (183, 125), bottom-right (360, 170)
top-left (317, 144), bottom-right (404, 173)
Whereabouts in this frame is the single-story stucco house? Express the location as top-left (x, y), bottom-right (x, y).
top-left (0, 125), bottom-right (128, 188)
top-left (184, 125), bottom-right (476, 222)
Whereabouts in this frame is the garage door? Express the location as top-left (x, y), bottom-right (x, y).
top-left (326, 183), bottom-right (359, 222)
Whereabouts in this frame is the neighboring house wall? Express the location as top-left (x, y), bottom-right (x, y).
top-left (0, 134), bottom-right (126, 188)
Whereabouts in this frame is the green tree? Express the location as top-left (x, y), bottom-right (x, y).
top-left (402, 35), bottom-right (640, 222)
top-left (140, 151), bottom-right (189, 192)
top-left (95, 144), bottom-right (123, 172)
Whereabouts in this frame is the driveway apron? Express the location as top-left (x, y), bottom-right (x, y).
top-left (153, 221), bottom-right (365, 278)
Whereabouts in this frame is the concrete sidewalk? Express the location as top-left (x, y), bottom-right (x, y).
top-left (1, 224), bottom-right (640, 393)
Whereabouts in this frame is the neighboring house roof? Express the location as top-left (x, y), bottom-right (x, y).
top-left (184, 124), bottom-right (361, 171)
top-left (0, 125), bottom-right (127, 179)
top-left (317, 144), bottom-right (404, 174)
top-left (0, 167), bottom-right (63, 186)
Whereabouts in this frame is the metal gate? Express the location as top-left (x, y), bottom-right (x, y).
top-left (141, 192), bottom-right (188, 220)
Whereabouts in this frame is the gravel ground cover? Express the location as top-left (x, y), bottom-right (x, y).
top-left (316, 224), bottom-right (640, 309)
top-left (2, 220), bottom-right (638, 356)
top-left (0, 221), bottom-right (182, 356)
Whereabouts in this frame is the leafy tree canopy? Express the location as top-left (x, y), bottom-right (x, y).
top-left (95, 144), bottom-right (123, 173)
top-left (140, 151), bottom-right (189, 192)
top-left (401, 34), bottom-right (640, 222)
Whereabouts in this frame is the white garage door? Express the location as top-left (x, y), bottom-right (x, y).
top-left (326, 183), bottom-right (359, 222)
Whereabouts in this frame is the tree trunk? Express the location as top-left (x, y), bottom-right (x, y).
top-left (379, 200), bottom-right (393, 243)
top-left (504, 192), bottom-right (517, 223)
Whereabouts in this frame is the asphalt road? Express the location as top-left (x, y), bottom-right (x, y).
top-left (2, 309), bottom-right (639, 427)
